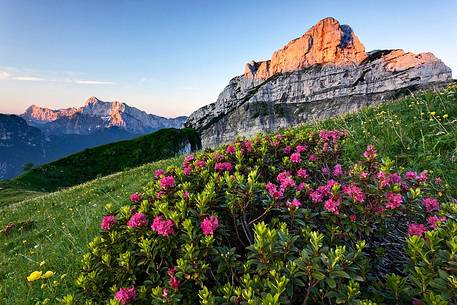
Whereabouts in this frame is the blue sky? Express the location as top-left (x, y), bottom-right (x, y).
top-left (0, 0), bottom-right (456, 117)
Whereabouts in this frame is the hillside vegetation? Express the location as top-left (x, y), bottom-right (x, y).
top-left (12, 128), bottom-right (200, 192)
top-left (0, 86), bottom-right (456, 304)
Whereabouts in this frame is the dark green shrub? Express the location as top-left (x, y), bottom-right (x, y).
top-left (70, 129), bottom-right (455, 305)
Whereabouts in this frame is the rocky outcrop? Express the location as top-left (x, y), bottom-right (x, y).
top-left (185, 17), bottom-right (453, 148)
top-left (22, 97), bottom-right (187, 135)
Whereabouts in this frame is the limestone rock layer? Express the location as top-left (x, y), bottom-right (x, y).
top-left (185, 17), bottom-right (453, 148)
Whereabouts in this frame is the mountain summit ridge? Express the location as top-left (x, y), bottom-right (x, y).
top-left (185, 17), bottom-right (453, 148)
top-left (245, 17), bottom-right (367, 79)
top-left (21, 97), bottom-right (186, 135)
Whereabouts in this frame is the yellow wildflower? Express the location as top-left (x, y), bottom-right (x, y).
top-left (39, 261), bottom-right (46, 266)
top-left (27, 271), bottom-right (42, 282)
top-left (41, 271), bottom-right (55, 279)
top-left (443, 114), bottom-right (449, 119)
top-left (430, 111), bottom-right (436, 116)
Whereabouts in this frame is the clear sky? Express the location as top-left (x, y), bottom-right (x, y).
top-left (0, 0), bottom-right (456, 117)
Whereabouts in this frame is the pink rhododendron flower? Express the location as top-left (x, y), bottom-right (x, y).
top-left (266, 182), bottom-right (283, 200)
top-left (388, 173), bottom-right (402, 184)
top-left (321, 166), bottom-right (330, 176)
top-left (377, 172), bottom-right (390, 188)
top-left (183, 191), bottom-right (189, 201)
top-left (214, 162), bottom-right (233, 172)
top-left (226, 145), bottom-right (236, 154)
top-left (333, 164), bottom-right (343, 177)
top-left (422, 197), bottom-right (439, 212)
top-left (309, 154), bottom-right (317, 162)
top-left (183, 166), bottom-right (192, 176)
top-left (167, 266), bottom-right (176, 277)
top-left (130, 192), bottom-right (142, 203)
top-left (349, 214), bottom-right (357, 222)
top-left (408, 223), bottom-right (427, 236)
top-left (343, 184), bottom-right (365, 203)
top-left (286, 198), bottom-right (302, 208)
top-left (297, 182), bottom-right (305, 191)
top-left (360, 171), bottom-right (369, 180)
top-left (386, 193), bottom-right (403, 209)
top-left (405, 171), bottom-right (417, 180)
top-left (295, 144), bottom-right (307, 153)
top-left (127, 213), bottom-right (148, 228)
top-left (417, 170), bottom-right (428, 183)
top-left (160, 176), bottom-right (175, 189)
top-left (283, 146), bottom-right (292, 154)
top-left (322, 142), bottom-right (329, 152)
top-left (115, 287), bottom-right (137, 305)
top-left (324, 197), bottom-right (342, 215)
top-left (154, 169), bottom-right (165, 178)
top-left (170, 276), bottom-right (180, 290)
top-left (100, 215), bottom-right (116, 231)
top-left (195, 160), bottom-right (206, 168)
top-left (363, 144), bottom-right (377, 160)
top-left (213, 152), bottom-right (225, 162)
top-left (277, 171), bottom-right (296, 189)
top-left (162, 287), bottom-right (169, 299)
top-left (184, 154), bottom-right (194, 163)
top-left (243, 140), bottom-right (253, 152)
top-left (310, 190), bottom-right (324, 203)
top-left (319, 129), bottom-right (343, 143)
top-left (151, 216), bottom-right (176, 236)
top-left (290, 152), bottom-right (301, 163)
top-left (200, 215), bottom-right (219, 235)
top-left (427, 215), bottom-right (446, 229)
top-left (297, 168), bottom-right (308, 179)
top-left (434, 176), bottom-right (442, 185)
top-left (271, 140), bottom-right (280, 147)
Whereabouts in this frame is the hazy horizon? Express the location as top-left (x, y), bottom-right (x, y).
top-left (1, 0), bottom-right (456, 118)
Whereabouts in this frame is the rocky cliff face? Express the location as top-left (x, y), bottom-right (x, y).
top-left (22, 96), bottom-right (187, 135)
top-left (185, 17), bottom-right (453, 148)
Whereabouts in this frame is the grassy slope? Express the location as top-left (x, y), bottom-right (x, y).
top-left (12, 128), bottom-right (200, 192)
top-left (0, 157), bottom-right (183, 304)
top-left (0, 86), bottom-right (456, 304)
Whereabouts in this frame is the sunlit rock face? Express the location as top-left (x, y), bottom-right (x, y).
top-left (185, 17), bottom-right (453, 148)
top-left (21, 97), bottom-right (187, 135)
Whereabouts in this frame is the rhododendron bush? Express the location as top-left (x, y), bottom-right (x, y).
top-left (73, 129), bottom-right (456, 305)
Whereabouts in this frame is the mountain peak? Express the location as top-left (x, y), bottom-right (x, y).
top-left (245, 17), bottom-right (367, 79)
top-left (84, 96), bottom-right (101, 106)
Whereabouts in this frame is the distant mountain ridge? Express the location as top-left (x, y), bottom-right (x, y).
top-left (22, 96), bottom-right (187, 135)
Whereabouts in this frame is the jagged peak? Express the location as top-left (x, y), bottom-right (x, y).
top-left (83, 96), bottom-right (101, 106)
top-left (245, 17), bottom-right (367, 79)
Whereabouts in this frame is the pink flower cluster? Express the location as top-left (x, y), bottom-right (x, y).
top-left (427, 215), bottom-right (446, 229)
top-left (363, 144), bottom-right (377, 160)
top-left (407, 223), bottom-right (427, 237)
top-left (151, 216), bottom-right (176, 236)
top-left (154, 169), bottom-right (165, 178)
top-left (127, 213), bottom-right (148, 228)
top-left (214, 162), bottom-right (233, 172)
top-left (319, 129), bottom-right (345, 143)
top-left (385, 193), bottom-right (403, 209)
top-left (115, 287), bottom-right (137, 305)
top-left (297, 168), bottom-right (308, 179)
top-left (290, 152), bottom-right (301, 163)
top-left (422, 197), bottom-right (439, 212)
top-left (160, 176), bottom-right (175, 189)
top-left (342, 184), bottom-right (365, 203)
top-left (100, 215), bottom-right (116, 231)
top-left (225, 145), bottom-right (236, 154)
top-left (324, 196), bottom-right (342, 215)
top-left (130, 192), bottom-right (142, 203)
top-left (286, 198), bottom-right (302, 208)
top-left (167, 266), bottom-right (180, 290)
top-left (200, 215), bottom-right (219, 235)
top-left (182, 155), bottom-right (194, 175)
